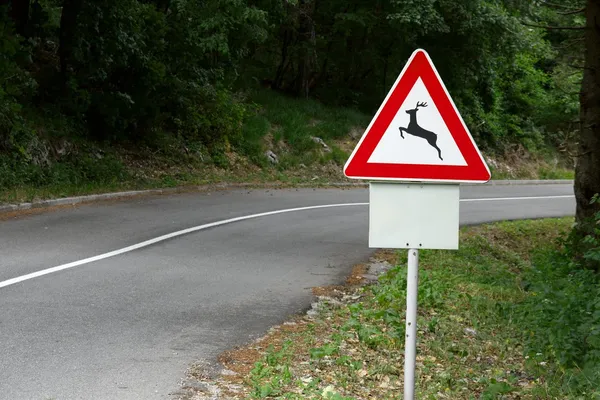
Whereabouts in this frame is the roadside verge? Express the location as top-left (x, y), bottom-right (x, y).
top-left (0, 180), bottom-right (574, 216)
top-left (177, 218), bottom-right (590, 400)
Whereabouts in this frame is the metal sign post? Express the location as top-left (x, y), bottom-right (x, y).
top-left (404, 248), bottom-right (419, 399)
top-left (369, 183), bottom-right (458, 399)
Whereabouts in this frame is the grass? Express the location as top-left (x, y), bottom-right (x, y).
top-left (238, 89), bottom-right (370, 170)
top-left (187, 218), bottom-right (600, 400)
top-left (0, 163), bottom-right (343, 205)
top-left (485, 146), bottom-right (574, 180)
top-left (490, 165), bottom-right (574, 180)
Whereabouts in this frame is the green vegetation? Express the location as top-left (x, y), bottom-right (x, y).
top-left (205, 218), bottom-right (600, 399)
top-left (0, 89), bottom-right (373, 203)
top-left (237, 90), bottom-right (370, 169)
top-left (0, 87), bottom-right (575, 204)
top-left (0, 0), bottom-right (582, 203)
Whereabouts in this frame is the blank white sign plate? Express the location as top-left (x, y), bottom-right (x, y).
top-left (369, 182), bottom-right (459, 250)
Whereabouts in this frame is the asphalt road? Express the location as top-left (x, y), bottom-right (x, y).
top-left (0, 183), bottom-right (575, 400)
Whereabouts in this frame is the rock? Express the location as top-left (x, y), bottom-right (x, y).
top-left (322, 385), bottom-right (336, 397)
top-left (349, 128), bottom-right (362, 139)
top-left (485, 157), bottom-right (498, 169)
top-left (53, 139), bottom-right (72, 157)
top-left (265, 150), bottom-right (279, 164)
top-left (306, 301), bottom-right (325, 318)
top-left (311, 136), bottom-right (331, 152)
top-left (27, 136), bottom-right (51, 167)
top-left (341, 294), bottom-right (362, 302)
top-left (358, 260), bottom-right (395, 283)
top-left (368, 261), bottom-right (393, 276)
top-left (221, 369), bottom-right (238, 376)
top-left (317, 296), bottom-right (344, 308)
top-left (464, 327), bottom-right (478, 336)
top-left (181, 379), bottom-right (210, 391)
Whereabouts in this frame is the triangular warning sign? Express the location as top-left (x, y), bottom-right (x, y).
top-left (344, 49), bottom-right (490, 183)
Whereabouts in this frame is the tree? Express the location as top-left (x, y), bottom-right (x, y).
top-left (526, 0), bottom-right (600, 260)
top-left (246, 0), bottom-right (565, 150)
top-left (59, 0), bottom-right (83, 86)
top-left (575, 1), bottom-right (600, 229)
top-left (293, 0), bottom-right (316, 98)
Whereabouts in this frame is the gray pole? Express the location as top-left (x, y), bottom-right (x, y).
top-left (404, 249), bottom-right (419, 399)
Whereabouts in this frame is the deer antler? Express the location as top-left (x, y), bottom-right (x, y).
top-left (416, 101), bottom-right (428, 108)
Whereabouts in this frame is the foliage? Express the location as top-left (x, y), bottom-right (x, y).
top-left (0, 8), bottom-right (36, 155)
top-left (244, 0), bottom-right (579, 153)
top-left (561, 194), bottom-right (600, 270)
top-left (1, 0), bottom-right (267, 171)
top-left (235, 89), bottom-right (369, 168)
top-left (0, 0), bottom-right (582, 193)
top-left (517, 219), bottom-right (600, 395)
top-left (0, 146), bottom-right (128, 189)
top-left (519, 252), bottom-right (600, 393)
top-left (56, 0), bottom-right (266, 143)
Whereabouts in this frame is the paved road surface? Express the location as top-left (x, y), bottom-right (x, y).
top-left (0, 183), bottom-right (574, 400)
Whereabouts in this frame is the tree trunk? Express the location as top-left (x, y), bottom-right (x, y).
top-left (575, 0), bottom-right (600, 231)
top-left (11, 0), bottom-right (29, 36)
top-left (382, 53), bottom-right (389, 95)
top-left (59, 0), bottom-right (83, 86)
top-left (273, 28), bottom-right (291, 90)
top-left (294, 0), bottom-right (316, 98)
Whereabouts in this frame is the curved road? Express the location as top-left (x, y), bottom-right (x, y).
top-left (0, 184), bottom-right (574, 400)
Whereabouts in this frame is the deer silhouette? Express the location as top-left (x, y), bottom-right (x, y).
top-left (399, 101), bottom-right (443, 160)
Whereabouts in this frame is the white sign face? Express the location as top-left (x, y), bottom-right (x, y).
top-left (367, 78), bottom-right (467, 166)
top-left (368, 182), bottom-right (459, 250)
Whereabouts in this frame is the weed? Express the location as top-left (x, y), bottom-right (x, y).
top-left (309, 342), bottom-right (340, 360)
top-left (249, 342), bottom-right (294, 398)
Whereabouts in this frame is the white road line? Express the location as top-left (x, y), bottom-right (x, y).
top-left (0, 194), bottom-right (575, 289)
top-left (0, 203), bottom-right (367, 289)
top-left (461, 195), bottom-right (574, 202)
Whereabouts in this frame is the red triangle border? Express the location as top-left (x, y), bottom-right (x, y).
top-left (343, 49), bottom-right (491, 183)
